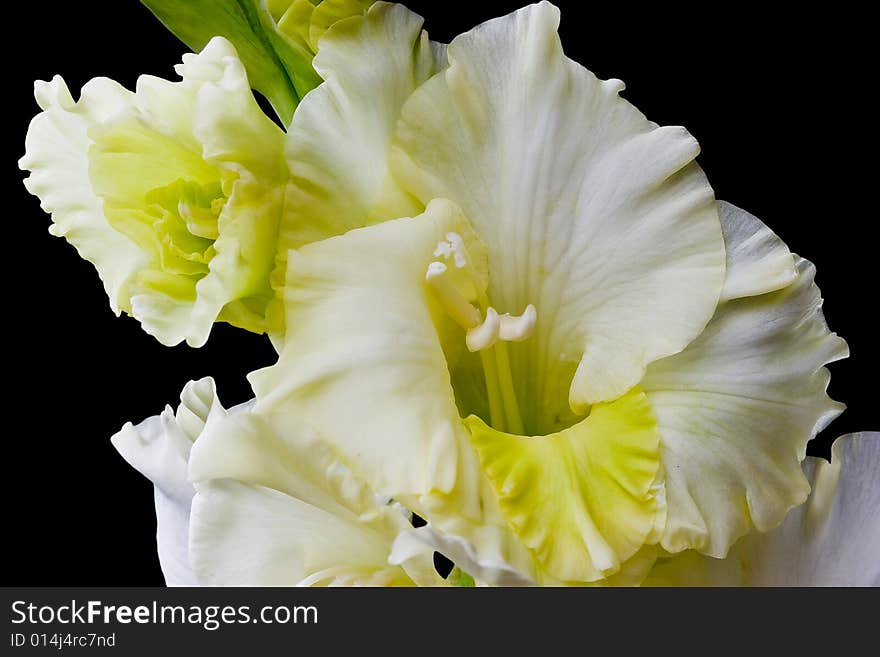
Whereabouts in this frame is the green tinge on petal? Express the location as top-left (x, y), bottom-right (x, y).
top-left (642, 548), bottom-right (742, 587)
top-left (269, 0), bottom-right (317, 36)
top-left (87, 108), bottom-right (225, 279)
top-left (140, 0), bottom-right (372, 121)
top-left (307, 0), bottom-right (374, 51)
top-left (269, 0), bottom-right (374, 55)
top-left (465, 388), bottom-right (663, 582)
top-left (192, 179), bottom-right (286, 337)
top-left (209, 0), bottom-right (377, 109)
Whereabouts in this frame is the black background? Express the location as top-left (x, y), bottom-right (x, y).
top-left (5, 2), bottom-right (876, 585)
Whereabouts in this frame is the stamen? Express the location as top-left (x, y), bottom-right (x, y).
top-left (479, 348), bottom-right (506, 432)
top-left (462, 304), bottom-right (538, 352)
top-left (466, 307), bottom-right (501, 352)
top-left (424, 242), bottom-right (536, 435)
top-left (498, 304), bottom-right (537, 342)
top-left (425, 262), bottom-right (481, 329)
top-left (446, 232), bottom-right (467, 268)
top-left (433, 242), bottom-right (454, 259)
top-left (494, 341), bottom-right (524, 435)
top-left (433, 232), bottom-right (468, 268)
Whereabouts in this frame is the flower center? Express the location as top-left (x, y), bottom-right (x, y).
top-left (144, 178), bottom-right (225, 276)
top-left (426, 232), bottom-right (537, 434)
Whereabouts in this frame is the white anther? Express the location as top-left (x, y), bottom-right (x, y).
top-left (433, 242), bottom-right (453, 259)
top-left (426, 261), bottom-right (447, 280)
top-left (432, 232), bottom-right (468, 268)
top-left (426, 261), bottom-right (481, 330)
top-left (446, 233), bottom-right (467, 268)
top-left (498, 304), bottom-right (537, 342)
top-left (466, 307), bottom-right (501, 352)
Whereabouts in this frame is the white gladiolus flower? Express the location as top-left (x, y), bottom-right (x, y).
top-left (246, 2), bottom-right (845, 584)
top-left (71, 1), bottom-right (870, 586)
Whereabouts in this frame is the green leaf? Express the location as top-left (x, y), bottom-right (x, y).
top-left (140, 0), bottom-right (303, 124)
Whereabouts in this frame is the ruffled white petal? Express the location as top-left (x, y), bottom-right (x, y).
top-left (717, 201), bottom-right (797, 302)
top-left (739, 432), bottom-right (880, 585)
top-left (188, 410), bottom-right (440, 586)
top-left (111, 378), bottom-right (225, 586)
top-left (19, 76), bottom-right (147, 314)
top-left (152, 487), bottom-right (197, 586)
top-left (643, 205), bottom-right (847, 556)
top-left (391, 1), bottom-right (725, 420)
top-left (646, 433), bottom-right (880, 586)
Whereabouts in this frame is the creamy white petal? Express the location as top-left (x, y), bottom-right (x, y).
top-left (111, 378), bottom-right (225, 586)
top-left (152, 487), bottom-right (197, 586)
top-left (266, 3), bottom-right (446, 336)
top-left (391, 1), bottom-right (725, 420)
top-left (188, 410), bottom-right (440, 586)
top-left (251, 199), bottom-right (485, 518)
top-left (646, 433), bottom-right (880, 586)
top-left (20, 76), bottom-right (147, 314)
top-left (739, 432), bottom-right (880, 585)
top-left (643, 254), bottom-right (847, 556)
top-left (278, 2), bottom-right (444, 248)
top-left (718, 201), bottom-right (797, 302)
